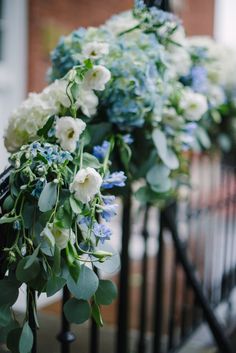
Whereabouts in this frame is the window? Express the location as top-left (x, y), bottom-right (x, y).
top-left (0, 0), bottom-right (3, 60)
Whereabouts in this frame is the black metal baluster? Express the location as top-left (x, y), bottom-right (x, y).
top-left (152, 209), bottom-right (164, 353)
top-left (57, 287), bottom-right (76, 353)
top-left (90, 268), bottom-right (99, 353)
top-left (167, 251), bottom-right (178, 350)
top-left (116, 189), bottom-right (132, 353)
top-left (162, 203), bottom-right (234, 353)
top-left (137, 205), bottom-right (150, 353)
top-left (28, 288), bottom-right (37, 353)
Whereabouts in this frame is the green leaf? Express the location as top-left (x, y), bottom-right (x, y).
top-left (0, 279), bottom-right (19, 306)
top-left (19, 322), bottom-right (34, 353)
top-left (69, 196), bottom-right (82, 215)
top-left (53, 245), bottom-right (61, 275)
top-left (82, 153), bottom-right (101, 169)
top-left (146, 164), bottom-right (170, 185)
top-left (152, 129), bottom-right (179, 170)
top-left (64, 298), bottom-right (91, 324)
top-left (37, 115), bottom-right (55, 137)
top-left (91, 302), bottom-right (103, 327)
top-left (24, 245), bottom-right (40, 270)
top-left (38, 182), bottom-right (58, 212)
top-left (95, 280), bottom-right (117, 306)
top-left (94, 243), bottom-right (120, 274)
top-left (0, 215), bottom-right (19, 225)
top-left (7, 327), bottom-right (22, 353)
top-left (3, 195), bottom-right (14, 212)
top-left (0, 320), bottom-right (19, 344)
top-left (196, 126), bottom-right (211, 149)
top-left (16, 257), bottom-right (40, 283)
top-left (22, 203), bottom-right (35, 229)
top-left (146, 164), bottom-right (172, 193)
top-left (46, 276), bottom-right (66, 297)
top-left (68, 261), bottom-right (80, 283)
top-left (0, 305), bottom-right (12, 327)
top-left (67, 265), bottom-right (99, 300)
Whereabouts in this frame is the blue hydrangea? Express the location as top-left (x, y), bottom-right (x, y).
top-left (29, 142), bottom-right (72, 165)
top-left (181, 65), bottom-right (208, 94)
top-left (102, 171), bottom-right (127, 189)
top-left (93, 141), bottom-right (110, 160)
top-left (92, 222), bottom-right (112, 244)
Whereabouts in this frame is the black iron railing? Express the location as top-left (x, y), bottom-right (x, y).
top-left (0, 153), bottom-right (235, 353)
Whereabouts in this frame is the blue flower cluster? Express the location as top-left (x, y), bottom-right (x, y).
top-left (102, 171), bottom-right (127, 189)
top-left (29, 142), bottom-right (73, 165)
top-left (93, 141), bottom-right (110, 160)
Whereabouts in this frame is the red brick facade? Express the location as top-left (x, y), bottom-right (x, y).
top-left (27, 0), bottom-right (214, 93)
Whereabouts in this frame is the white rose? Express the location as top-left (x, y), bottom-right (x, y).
top-left (70, 167), bottom-right (102, 204)
top-left (55, 116), bottom-right (86, 152)
top-left (41, 225), bottom-right (75, 250)
top-left (180, 89), bottom-right (208, 121)
top-left (82, 65), bottom-right (111, 91)
top-left (82, 42), bottom-right (109, 59)
top-left (76, 89), bottom-right (99, 117)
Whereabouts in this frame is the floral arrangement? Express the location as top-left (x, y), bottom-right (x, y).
top-left (1, 1), bottom-right (236, 351)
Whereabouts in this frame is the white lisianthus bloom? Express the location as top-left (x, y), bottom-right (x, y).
top-left (180, 89), bottom-right (208, 121)
top-left (76, 89), bottom-right (99, 117)
top-left (70, 167), bottom-right (102, 204)
top-left (207, 85), bottom-right (225, 107)
top-left (82, 42), bottom-right (109, 59)
top-left (55, 116), bottom-right (86, 152)
top-left (41, 224), bottom-right (75, 250)
top-left (42, 79), bottom-right (71, 109)
top-left (83, 65), bottom-right (111, 91)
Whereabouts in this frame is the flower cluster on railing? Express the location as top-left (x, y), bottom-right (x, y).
top-left (1, 0), bottom-right (236, 351)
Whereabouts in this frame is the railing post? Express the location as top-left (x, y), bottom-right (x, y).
top-left (116, 188), bottom-right (132, 353)
top-left (28, 288), bottom-right (37, 353)
top-left (57, 287), bottom-right (76, 353)
top-left (163, 202), bottom-right (234, 353)
top-left (152, 209), bottom-right (165, 353)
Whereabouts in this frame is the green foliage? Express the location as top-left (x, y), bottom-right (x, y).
top-left (38, 182), bottom-right (58, 212)
top-left (16, 257), bottom-right (40, 283)
top-left (95, 280), bottom-right (117, 305)
top-left (19, 322), bottom-right (34, 353)
top-left (67, 265), bottom-right (99, 300)
top-left (64, 298), bottom-right (91, 324)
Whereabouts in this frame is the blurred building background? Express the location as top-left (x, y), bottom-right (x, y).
top-left (1, 0), bottom-right (235, 170)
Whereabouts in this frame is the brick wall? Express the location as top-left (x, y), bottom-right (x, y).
top-left (28, 0), bottom-right (133, 92)
top-left (27, 0), bottom-right (214, 93)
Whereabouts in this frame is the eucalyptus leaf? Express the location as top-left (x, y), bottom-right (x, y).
top-left (24, 245), bottom-right (40, 270)
top-left (69, 196), bottom-right (82, 215)
top-left (16, 257), bottom-right (40, 283)
top-left (2, 195), bottom-right (14, 212)
top-left (22, 203), bottom-right (35, 229)
top-left (0, 279), bottom-right (19, 306)
top-left (152, 129), bottom-right (179, 170)
top-left (46, 276), bottom-right (66, 297)
top-left (7, 327), bottom-right (22, 353)
top-left (67, 265), bottom-right (99, 300)
top-left (0, 305), bottom-right (11, 327)
top-left (64, 298), bottom-right (90, 324)
top-left (91, 302), bottom-right (103, 327)
top-left (93, 244), bottom-right (120, 274)
top-left (95, 280), bottom-right (117, 306)
top-left (19, 321), bottom-right (34, 353)
top-left (82, 153), bottom-right (101, 169)
top-left (38, 182), bottom-right (58, 212)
